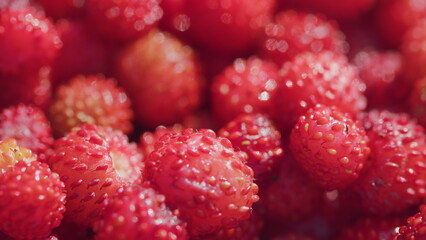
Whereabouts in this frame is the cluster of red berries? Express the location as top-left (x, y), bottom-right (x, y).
top-left (2, 0), bottom-right (426, 239)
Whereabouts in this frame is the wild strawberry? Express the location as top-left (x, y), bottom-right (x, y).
top-left (353, 50), bottom-right (403, 109)
top-left (211, 57), bottom-right (280, 126)
top-left (0, 104), bottom-right (53, 163)
top-left (85, 0), bottom-right (163, 42)
top-left (401, 19), bottom-right (426, 84)
top-left (184, 0), bottom-right (275, 55)
top-left (0, 140), bottom-right (66, 240)
top-left (94, 185), bottom-right (188, 240)
top-left (146, 128), bottom-right (259, 236)
top-left (374, 0), bottom-right (426, 48)
top-left (50, 20), bottom-right (108, 88)
top-left (260, 11), bottom-right (348, 65)
top-left (290, 105), bottom-right (370, 190)
top-left (139, 124), bottom-right (183, 158)
top-left (115, 29), bottom-right (203, 129)
top-left (258, 153), bottom-right (323, 223)
top-left (337, 217), bottom-right (401, 240)
top-left (0, 7), bottom-right (61, 75)
top-left (49, 75), bottom-right (133, 137)
top-left (351, 110), bottom-right (426, 215)
top-left (394, 205), bottom-right (426, 240)
top-left (275, 51), bottom-right (366, 132)
top-left (218, 114), bottom-right (284, 185)
top-left (159, 0), bottom-right (189, 36)
top-left (48, 124), bottom-right (143, 227)
top-left (37, 0), bottom-right (85, 19)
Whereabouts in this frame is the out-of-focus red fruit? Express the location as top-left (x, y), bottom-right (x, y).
top-left (85, 0), bottom-right (163, 42)
top-left (36, 0), bottom-right (85, 19)
top-left (116, 29), bottom-right (203, 129)
top-left (211, 57), bottom-right (280, 126)
top-left (139, 124), bottom-right (183, 158)
top-left (353, 50), bottom-right (403, 109)
top-left (374, 0), bottom-right (426, 48)
top-left (184, 0), bottom-right (275, 55)
top-left (51, 20), bottom-right (108, 88)
top-left (337, 217), bottom-right (401, 240)
top-left (401, 19), bottom-right (426, 84)
top-left (260, 10), bottom-right (348, 66)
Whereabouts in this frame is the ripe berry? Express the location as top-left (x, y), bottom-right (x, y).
top-left (353, 50), bottom-right (403, 109)
top-left (211, 57), bottom-right (280, 126)
top-left (260, 10), bottom-right (348, 65)
top-left (116, 30), bottom-right (203, 129)
top-left (37, 0), bottom-right (85, 19)
top-left (48, 124), bottom-right (143, 227)
top-left (184, 0), bottom-right (275, 55)
top-left (85, 0), bottom-right (163, 42)
top-left (49, 75), bottom-right (133, 137)
top-left (218, 114), bottom-right (284, 185)
top-left (94, 185), bottom-right (188, 240)
top-left (275, 51), bottom-right (366, 132)
top-left (401, 19), bottom-right (426, 84)
top-left (0, 104), bottom-right (54, 163)
top-left (0, 149), bottom-right (66, 240)
top-left (394, 205), bottom-right (426, 240)
top-left (0, 7), bottom-right (61, 75)
top-left (146, 128), bottom-right (259, 236)
top-left (352, 110), bottom-right (426, 215)
top-left (0, 138), bottom-right (35, 168)
top-left (290, 105), bottom-right (370, 190)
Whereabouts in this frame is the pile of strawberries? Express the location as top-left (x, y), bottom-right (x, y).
top-left (2, 0), bottom-right (426, 239)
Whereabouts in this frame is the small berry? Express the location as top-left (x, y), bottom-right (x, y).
top-left (290, 105), bottom-right (370, 190)
top-left (146, 128), bottom-right (259, 236)
top-left (394, 205), bottom-right (426, 240)
top-left (95, 185), bottom-right (188, 240)
top-left (139, 124), bottom-right (183, 158)
top-left (48, 124), bottom-right (143, 227)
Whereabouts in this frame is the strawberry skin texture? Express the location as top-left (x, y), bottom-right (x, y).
top-left (290, 105), bottom-right (370, 190)
top-left (260, 10), bottom-right (348, 65)
top-left (48, 124), bottom-right (143, 227)
top-left (139, 124), bottom-right (183, 158)
top-left (211, 57), bottom-right (281, 126)
top-left (0, 160), bottom-right (66, 240)
top-left (146, 128), bottom-right (259, 237)
top-left (401, 19), bottom-right (426, 84)
top-left (49, 75), bottom-right (134, 137)
top-left (218, 114), bottom-right (284, 185)
top-left (394, 205), bottom-right (426, 240)
top-left (0, 104), bottom-right (54, 163)
top-left (352, 110), bottom-right (426, 215)
top-left (95, 185), bottom-right (188, 240)
top-left (275, 51), bottom-right (366, 132)
top-left (116, 29), bottom-right (203, 129)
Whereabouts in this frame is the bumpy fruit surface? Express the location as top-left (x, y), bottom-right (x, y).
top-left (146, 128), bottom-right (259, 236)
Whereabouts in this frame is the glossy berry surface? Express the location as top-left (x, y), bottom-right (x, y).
top-left (394, 205), bottom-right (426, 240)
top-left (290, 105), bottom-right (370, 190)
top-left (48, 124), bottom-right (143, 227)
top-left (146, 128), bottom-right (259, 237)
top-left (95, 185), bottom-right (188, 240)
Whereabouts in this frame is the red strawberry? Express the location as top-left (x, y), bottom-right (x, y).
top-left (139, 124), bottom-right (183, 158)
top-left (258, 153), bottom-right (323, 223)
top-left (50, 19), bottom-right (108, 88)
top-left (37, 0), bottom-right (85, 19)
top-left (374, 0), bottom-right (426, 48)
top-left (290, 105), bottom-right (370, 190)
top-left (146, 128), bottom-right (259, 236)
top-left (275, 51), bottom-right (366, 132)
top-left (211, 57), bottom-right (281, 126)
top-left (353, 50), bottom-right (403, 109)
top-left (159, 0), bottom-right (189, 36)
top-left (401, 19), bottom-right (426, 84)
top-left (184, 0), bottom-right (275, 55)
top-left (115, 29), bottom-right (204, 129)
top-left (218, 114), bottom-right (284, 185)
top-left (410, 77), bottom-right (426, 128)
top-left (337, 217), bottom-right (401, 240)
top-left (94, 185), bottom-right (188, 240)
top-left (0, 138), bottom-right (35, 168)
top-left (49, 75), bottom-right (133, 137)
top-left (0, 7), bottom-right (61, 75)
top-left (48, 124), bottom-right (143, 227)
top-left (0, 104), bottom-right (54, 163)
top-left (85, 0), bottom-right (163, 42)
top-left (394, 205), bottom-right (426, 240)
top-left (260, 11), bottom-right (348, 65)
top-left (0, 139), bottom-right (66, 240)
top-left (351, 110), bottom-right (426, 215)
